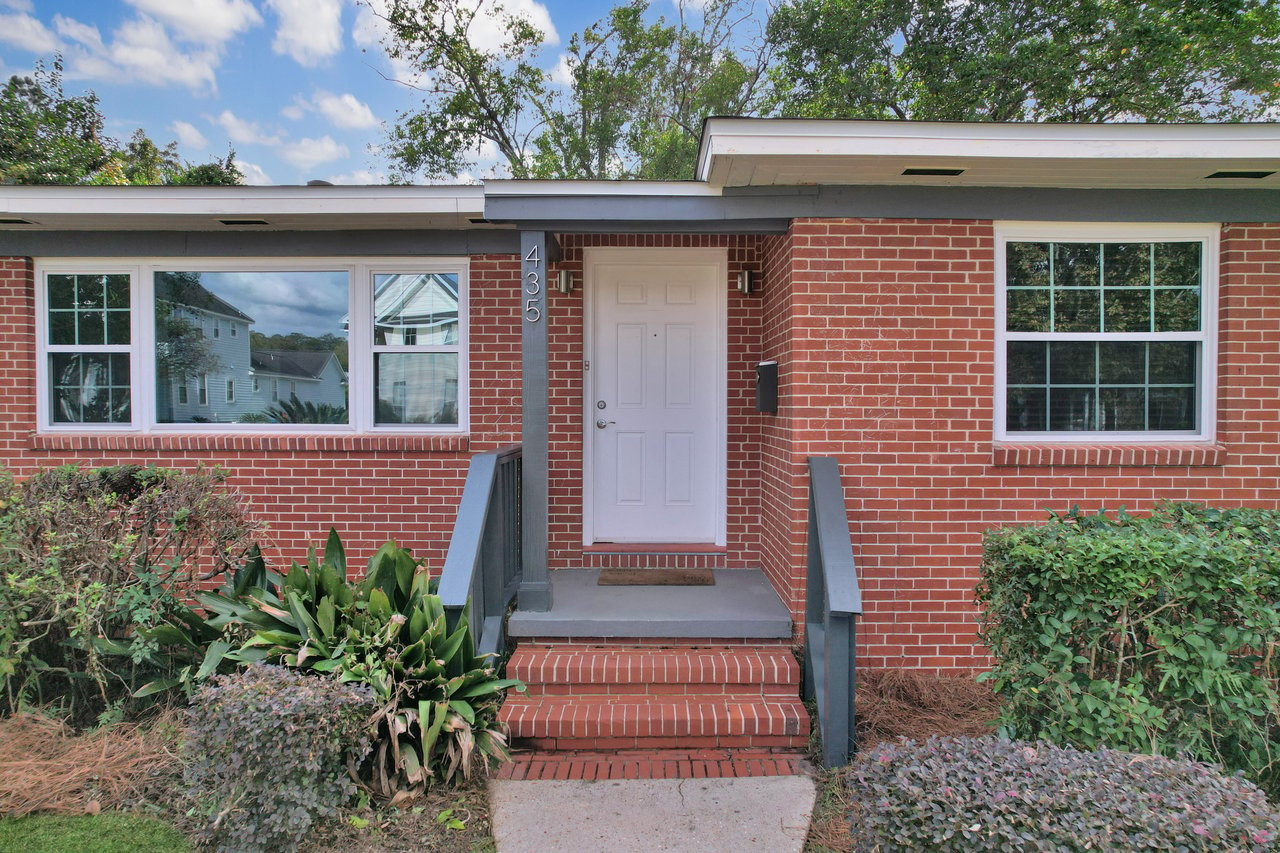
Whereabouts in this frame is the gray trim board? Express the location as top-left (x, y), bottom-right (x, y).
top-left (485, 186), bottom-right (1280, 232)
top-left (0, 229), bottom-right (520, 257)
top-left (517, 230), bottom-right (552, 612)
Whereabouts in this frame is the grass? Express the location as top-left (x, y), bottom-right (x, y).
top-left (803, 767), bottom-right (852, 853)
top-left (0, 812), bottom-right (190, 853)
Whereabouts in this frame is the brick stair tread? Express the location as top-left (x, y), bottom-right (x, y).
top-left (500, 695), bottom-right (810, 739)
top-left (507, 647), bottom-right (800, 687)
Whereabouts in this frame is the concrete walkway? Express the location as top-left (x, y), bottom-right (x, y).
top-left (490, 775), bottom-right (817, 853)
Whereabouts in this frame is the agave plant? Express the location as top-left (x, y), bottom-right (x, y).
top-left (199, 531), bottom-right (523, 797)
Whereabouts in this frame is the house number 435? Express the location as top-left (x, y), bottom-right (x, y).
top-left (524, 244), bottom-right (542, 323)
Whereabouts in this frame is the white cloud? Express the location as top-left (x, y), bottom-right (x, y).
top-left (467, 0), bottom-right (558, 52)
top-left (549, 53), bottom-right (573, 86)
top-left (169, 120), bottom-right (208, 150)
top-left (212, 110), bottom-right (283, 146)
top-left (281, 102), bottom-right (305, 120)
top-left (312, 91), bottom-right (379, 129)
top-left (0, 13), bottom-right (57, 53)
top-left (0, 0), bottom-right (33, 10)
top-left (56, 14), bottom-right (220, 93)
top-left (327, 168), bottom-right (385, 185)
top-left (280, 135), bottom-right (349, 170)
top-left (234, 159), bottom-right (272, 185)
top-left (123, 0), bottom-right (261, 46)
top-left (264, 0), bottom-right (342, 67)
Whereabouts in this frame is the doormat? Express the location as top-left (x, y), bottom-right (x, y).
top-left (597, 568), bottom-right (715, 586)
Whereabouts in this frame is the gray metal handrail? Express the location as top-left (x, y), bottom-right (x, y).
top-left (438, 445), bottom-right (522, 658)
top-left (804, 456), bottom-right (864, 767)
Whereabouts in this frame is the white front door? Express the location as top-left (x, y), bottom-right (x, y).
top-left (586, 249), bottom-right (725, 544)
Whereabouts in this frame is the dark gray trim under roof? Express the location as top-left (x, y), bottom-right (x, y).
top-left (0, 229), bottom-right (520, 257)
top-left (484, 185), bottom-right (1280, 233)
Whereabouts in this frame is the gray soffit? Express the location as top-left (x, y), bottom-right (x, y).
top-left (0, 229), bottom-right (521, 257)
top-left (484, 185), bottom-right (1280, 232)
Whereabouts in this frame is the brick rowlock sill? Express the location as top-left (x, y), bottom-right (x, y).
top-left (991, 442), bottom-right (1227, 468)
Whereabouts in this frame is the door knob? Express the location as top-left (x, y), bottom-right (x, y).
top-left (595, 418), bottom-right (615, 429)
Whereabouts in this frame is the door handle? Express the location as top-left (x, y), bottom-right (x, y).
top-left (595, 418), bottom-right (615, 429)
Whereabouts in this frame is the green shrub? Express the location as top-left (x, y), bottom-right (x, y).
top-left (850, 736), bottom-right (1280, 851)
top-left (0, 464), bottom-right (259, 720)
top-left (200, 531), bottom-right (524, 798)
top-left (977, 503), bottom-right (1280, 794)
top-left (184, 663), bottom-right (372, 853)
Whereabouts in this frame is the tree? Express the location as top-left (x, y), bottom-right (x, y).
top-left (766, 0), bottom-right (1280, 122)
top-left (0, 57), bottom-right (243, 185)
top-left (372, 0), bottom-right (767, 181)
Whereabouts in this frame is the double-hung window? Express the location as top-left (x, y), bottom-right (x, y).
top-left (35, 258), bottom-right (469, 433)
top-left (996, 223), bottom-right (1216, 441)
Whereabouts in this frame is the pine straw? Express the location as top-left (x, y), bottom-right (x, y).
top-left (855, 668), bottom-right (999, 749)
top-left (805, 669), bottom-right (1001, 852)
top-left (0, 713), bottom-right (178, 817)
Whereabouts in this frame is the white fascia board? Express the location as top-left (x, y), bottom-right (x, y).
top-left (0, 184), bottom-right (486, 218)
top-left (696, 118), bottom-right (1280, 181)
top-left (483, 180), bottom-right (723, 197)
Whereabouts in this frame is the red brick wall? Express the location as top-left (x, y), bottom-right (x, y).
top-left (0, 254), bottom-right (522, 572)
top-left (547, 235), bottom-right (766, 570)
top-left (762, 219), bottom-right (1280, 673)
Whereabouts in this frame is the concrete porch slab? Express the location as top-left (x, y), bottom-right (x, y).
top-left (507, 569), bottom-right (792, 639)
top-left (490, 775), bottom-right (816, 853)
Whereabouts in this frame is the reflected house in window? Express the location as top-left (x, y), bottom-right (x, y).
top-left (155, 273), bottom-right (348, 424)
top-left (367, 272), bottom-right (461, 425)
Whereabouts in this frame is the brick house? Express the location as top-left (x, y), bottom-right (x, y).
top-left (1, 119), bottom-right (1277, 762)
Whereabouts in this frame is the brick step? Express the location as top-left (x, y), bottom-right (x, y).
top-left (507, 646), bottom-right (801, 692)
top-left (495, 749), bottom-right (811, 780)
top-left (499, 695), bottom-right (810, 749)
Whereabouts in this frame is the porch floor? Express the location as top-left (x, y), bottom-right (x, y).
top-left (508, 568), bottom-right (792, 639)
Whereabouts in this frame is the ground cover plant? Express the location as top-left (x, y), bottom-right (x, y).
top-left (0, 464), bottom-right (259, 722)
top-left (847, 736), bottom-right (1280, 852)
top-left (184, 664), bottom-right (373, 853)
top-left (979, 503), bottom-right (1280, 795)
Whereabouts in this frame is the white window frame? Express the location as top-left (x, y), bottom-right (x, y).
top-left (225, 377), bottom-right (235, 403)
top-left (197, 374), bottom-right (209, 406)
top-left (994, 222), bottom-right (1218, 443)
top-left (34, 257), bottom-right (470, 434)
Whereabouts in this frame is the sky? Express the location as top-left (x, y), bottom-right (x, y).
top-left (0, 0), bottom-right (624, 185)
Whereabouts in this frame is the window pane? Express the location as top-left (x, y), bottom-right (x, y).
top-left (1102, 243), bottom-right (1150, 287)
top-left (1006, 387), bottom-right (1046, 432)
top-left (1006, 243), bottom-right (1050, 288)
top-left (49, 353), bottom-right (131, 424)
top-left (1149, 342), bottom-right (1196, 385)
top-left (373, 273), bottom-right (461, 346)
top-left (1154, 242), bottom-right (1200, 287)
top-left (1154, 288), bottom-right (1199, 332)
top-left (1049, 387), bottom-right (1096, 431)
top-left (1097, 342), bottom-right (1145, 385)
top-left (46, 274), bottom-right (130, 345)
top-left (1053, 244), bottom-right (1100, 288)
top-left (375, 353), bottom-right (459, 425)
top-left (1100, 387), bottom-right (1145, 431)
top-left (1149, 387), bottom-right (1195, 430)
top-left (1006, 289), bottom-right (1049, 332)
top-left (1103, 288), bottom-right (1150, 333)
top-left (1053, 289), bottom-right (1099, 332)
top-left (154, 271), bottom-right (349, 425)
top-left (1007, 341), bottom-right (1046, 385)
top-left (1049, 342), bottom-right (1095, 385)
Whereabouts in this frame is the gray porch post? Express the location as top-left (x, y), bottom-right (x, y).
top-left (517, 230), bottom-right (552, 611)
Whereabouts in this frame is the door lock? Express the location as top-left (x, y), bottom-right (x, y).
top-left (595, 418), bottom-right (615, 429)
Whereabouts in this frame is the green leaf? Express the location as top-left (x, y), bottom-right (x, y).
top-left (322, 527), bottom-right (347, 582)
top-left (195, 640), bottom-right (232, 680)
top-left (133, 676), bottom-right (180, 697)
top-left (449, 699), bottom-right (476, 725)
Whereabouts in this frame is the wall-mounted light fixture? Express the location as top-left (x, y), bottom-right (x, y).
top-left (556, 269), bottom-right (575, 295)
top-left (737, 269), bottom-right (755, 295)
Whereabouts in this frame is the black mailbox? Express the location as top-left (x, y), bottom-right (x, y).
top-left (756, 360), bottom-right (778, 413)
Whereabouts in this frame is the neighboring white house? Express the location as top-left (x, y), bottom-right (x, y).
top-left (155, 276), bottom-right (348, 424)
